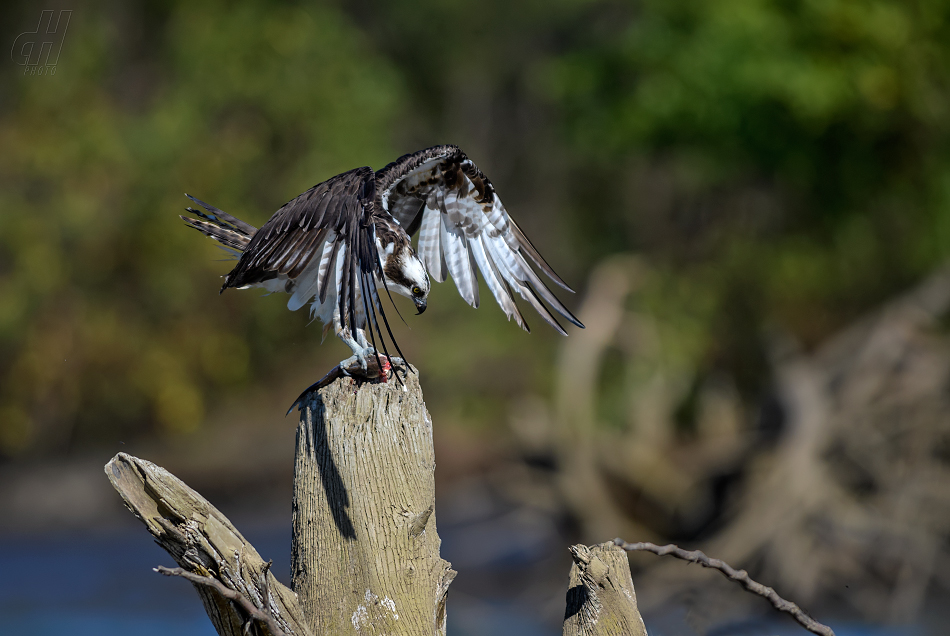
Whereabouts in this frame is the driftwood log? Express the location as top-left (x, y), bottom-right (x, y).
top-left (106, 365), bottom-right (648, 635)
top-left (105, 452), bottom-right (311, 636)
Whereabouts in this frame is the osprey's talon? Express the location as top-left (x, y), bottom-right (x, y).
top-left (339, 347), bottom-right (379, 377)
top-left (339, 354), bottom-right (359, 374)
top-left (356, 347), bottom-right (372, 372)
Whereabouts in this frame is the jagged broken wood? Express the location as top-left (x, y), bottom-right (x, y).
top-left (104, 452), bottom-right (312, 636)
top-left (563, 542), bottom-right (647, 636)
top-left (105, 364), bottom-right (824, 636)
top-left (105, 364), bottom-right (455, 636)
top-left (291, 365), bottom-right (456, 635)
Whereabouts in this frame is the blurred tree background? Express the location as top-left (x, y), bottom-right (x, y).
top-left (4, 0), bottom-right (950, 457)
top-left (4, 0), bottom-right (950, 630)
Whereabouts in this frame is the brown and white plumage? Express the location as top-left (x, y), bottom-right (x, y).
top-left (377, 145), bottom-right (583, 335)
top-left (181, 145), bottom-right (584, 372)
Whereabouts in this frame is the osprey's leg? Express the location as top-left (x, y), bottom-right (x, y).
top-left (337, 330), bottom-right (373, 373)
top-left (356, 329), bottom-right (372, 350)
top-left (332, 308), bottom-right (375, 373)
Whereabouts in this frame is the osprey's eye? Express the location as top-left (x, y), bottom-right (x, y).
top-left (412, 286), bottom-right (423, 296)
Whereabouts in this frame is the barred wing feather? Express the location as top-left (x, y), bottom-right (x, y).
top-left (376, 145), bottom-right (583, 333)
top-left (182, 168), bottom-right (406, 361)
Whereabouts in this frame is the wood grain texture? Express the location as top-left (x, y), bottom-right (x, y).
top-left (563, 542), bottom-right (647, 636)
top-left (291, 368), bottom-right (455, 635)
top-left (105, 453), bottom-right (313, 636)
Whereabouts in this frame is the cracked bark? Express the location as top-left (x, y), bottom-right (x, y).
top-left (105, 453), bottom-right (312, 636)
top-left (105, 367), bottom-right (454, 636)
top-left (291, 367), bottom-right (455, 635)
top-left (107, 369), bottom-right (653, 636)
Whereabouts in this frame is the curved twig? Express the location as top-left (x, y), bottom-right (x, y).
top-left (155, 565), bottom-right (289, 636)
top-left (613, 538), bottom-right (835, 636)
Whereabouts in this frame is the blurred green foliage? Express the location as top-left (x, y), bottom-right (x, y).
top-left (0, 0), bottom-right (402, 455)
top-left (3, 0), bottom-right (950, 458)
top-left (549, 0), bottom-right (950, 351)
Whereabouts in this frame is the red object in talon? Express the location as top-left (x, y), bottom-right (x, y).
top-left (287, 353), bottom-right (398, 414)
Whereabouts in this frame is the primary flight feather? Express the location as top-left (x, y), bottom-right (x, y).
top-left (181, 145), bottom-right (585, 373)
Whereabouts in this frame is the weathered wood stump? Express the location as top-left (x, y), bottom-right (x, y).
top-left (564, 542), bottom-right (647, 636)
top-left (105, 368), bottom-right (645, 636)
top-left (291, 368), bottom-right (455, 635)
top-left (105, 453), bottom-right (312, 636)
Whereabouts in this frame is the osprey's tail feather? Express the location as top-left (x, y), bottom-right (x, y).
top-left (180, 193), bottom-right (257, 253)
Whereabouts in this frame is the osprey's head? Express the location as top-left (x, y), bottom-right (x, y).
top-left (383, 245), bottom-right (430, 314)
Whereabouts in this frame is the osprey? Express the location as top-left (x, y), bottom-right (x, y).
top-left (181, 145), bottom-right (584, 375)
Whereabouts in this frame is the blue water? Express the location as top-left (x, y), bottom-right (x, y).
top-left (0, 523), bottom-right (553, 636)
top-left (0, 525), bottom-right (929, 635)
top-left (1, 529), bottom-right (217, 636)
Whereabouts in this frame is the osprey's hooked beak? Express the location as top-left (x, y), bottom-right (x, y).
top-left (414, 298), bottom-right (427, 315)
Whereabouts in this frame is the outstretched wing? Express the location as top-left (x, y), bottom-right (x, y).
top-left (204, 168), bottom-right (403, 362)
top-left (376, 145), bottom-right (584, 335)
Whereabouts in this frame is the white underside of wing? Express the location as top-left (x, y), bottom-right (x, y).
top-left (233, 228), bottom-right (385, 337)
top-left (491, 198), bottom-right (520, 251)
top-left (441, 188), bottom-right (479, 307)
top-left (385, 155), bottom-right (580, 334)
top-left (409, 172), bottom-right (534, 324)
top-left (237, 276), bottom-right (288, 294)
top-left (332, 242), bottom-right (371, 333)
top-left (286, 263), bottom-right (319, 312)
top-left (470, 233), bottom-right (526, 329)
top-left (419, 190), bottom-right (445, 282)
top-left (287, 233), bottom-right (336, 312)
top-left (310, 286), bottom-right (336, 326)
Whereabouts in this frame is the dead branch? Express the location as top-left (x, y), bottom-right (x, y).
top-left (614, 538), bottom-right (834, 636)
top-left (105, 453), bottom-right (312, 636)
top-left (155, 565), bottom-right (288, 636)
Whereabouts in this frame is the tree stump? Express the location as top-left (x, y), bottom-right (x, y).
top-left (105, 368), bottom-right (649, 636)
top-left (564, 542), bottom-right (647, 636)
top-left (291, 368), bottom-right (455, 635)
